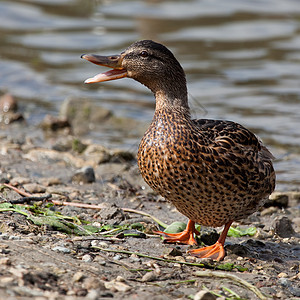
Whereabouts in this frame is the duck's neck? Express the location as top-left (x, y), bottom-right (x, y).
top-left (152, 79), bottom-right (190, 118)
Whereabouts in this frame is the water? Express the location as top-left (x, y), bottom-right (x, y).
top-left (0, 0), bottom-right (300, 190)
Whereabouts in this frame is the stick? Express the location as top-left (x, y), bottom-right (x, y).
top-left (92, 246), bottom-right (231, 270)
top-left (194, 270), bottom-right (268, 300)
top-left (3, 183), bottom-right (107, 209)
top-left (122, 207), bottom-right (168, 229)
top-left (10, 194), bottom-right (52, 204)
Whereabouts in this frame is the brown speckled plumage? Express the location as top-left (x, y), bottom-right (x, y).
top-left (138, 113), bottom-right (275, 228)
top-left (82, 40), bottom-right (276, 260)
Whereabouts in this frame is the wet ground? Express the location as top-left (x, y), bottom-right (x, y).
top-left (0, 115), bottom-right (299, 300)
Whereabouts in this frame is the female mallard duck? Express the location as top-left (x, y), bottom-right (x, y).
top-left (82, 40), bottom-right (276, 261)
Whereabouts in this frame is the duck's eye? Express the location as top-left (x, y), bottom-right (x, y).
top-left (140, 51), bottom-right (149, 58)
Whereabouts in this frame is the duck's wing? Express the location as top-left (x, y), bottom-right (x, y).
top-left (192, 119), bottom-right (274, 161)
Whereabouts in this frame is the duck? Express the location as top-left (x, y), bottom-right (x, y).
top-left (81, 40), bottom-right (276, 261)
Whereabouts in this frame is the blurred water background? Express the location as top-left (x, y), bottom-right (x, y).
top-left (0, 0), bottom-right (300, 190)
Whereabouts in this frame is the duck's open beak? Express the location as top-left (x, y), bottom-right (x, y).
top-left (81, 54), bottom-right (127, 84)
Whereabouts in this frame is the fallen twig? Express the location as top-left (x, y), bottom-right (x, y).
top-left (91, 246), bottom-right (243, 271)
top-left (3, 183), bottom-right (107, 209)
top-left (3, 183), bottom-right (32, 197)
top-left (122, 207), bottom-right (168, 229)
top-left (194, 270), bottom-right (268, 300)
top-left (51, 200), bottom-right (107, 209)
top-left (10, 194), bottom-right (52, 204)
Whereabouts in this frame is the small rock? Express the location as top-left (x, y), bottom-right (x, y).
top-left (52, 246), bottom-right (71, 254)
top-left (72, 166), bottom-right (95, 183)
top-left (23, 183), bottom-right (46, 194)
top-left (10, 177), bottom-right (31, 185)
top-left (0, 257), bottom-right (11, 265)
top-left (194, 290), bottom-right (216, 300)
top-left (99, 204), bottom-right (125, 225)
top-left (166, 247), bottom-right (183, 257)
top-left (272, 216), bottom-right (295, 238)
top-left (260, 287), bottom-right (276, 296)
top-left (104, 280), bottom-right (131, 292)
top-left (266, 192), bottom-right (289, 208)
top-left (129, 254), bottom-right (141, 262)
top-left (292, 217), bottom-right (300, 232)
top-left (278, 272), bottom-right (288, 278)
top-left (40, 114), bottom-right (71, 132)
top-left (40, 177), bottom-right (62, 186)
top-left (0, 277), bottom-right (14, 284)
top-left (110, 149), bottom-right (135, 162)
top-left (24, 148), bottom-right (86, 168)
top-left (116, 276), bottom-right (125, 282)
top-left (113, 254), bottom-right (122, 261)
top-left (72, 138), bottom-right (87, 154)
top-left (73, 271), bottom-right (85, 282)
top-left (278, 277), bottom-right (291, 287)
top-left (82, 254), bottom-right (93, 262)
top-left (141, 271), bottom-right (157, 282)
top-left (261, 206), bottom-right (278, 216)
top-left (0, 93), bottom-right (18, 113)
top-left (84, 144), bottom-right (111, 165)
top-left (84, 277), bottom-right (105, 290)
top-left (94, 256), bottom-right (106, 265)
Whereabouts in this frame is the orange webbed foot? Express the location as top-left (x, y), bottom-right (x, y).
top-left (187, 221), bottom-right (233, 261)
top-left (154, 220), bottom-right (199, 246)
top-left (187, 241), bottom-right (225, 261)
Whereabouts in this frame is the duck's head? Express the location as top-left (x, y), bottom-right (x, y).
top-left (82, 40), bottom-right (188, 110)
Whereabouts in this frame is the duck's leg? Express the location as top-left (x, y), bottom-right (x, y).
top-left (154, 219), bottom-right (199, 246)
top-left (187, 221), bottom-right (233, 261)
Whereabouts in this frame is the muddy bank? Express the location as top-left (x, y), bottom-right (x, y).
top-left (0, 99), bottom-right (299, 300)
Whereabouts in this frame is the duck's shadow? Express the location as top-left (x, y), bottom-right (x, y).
top-left (226, 238), bottom-right (300, 262)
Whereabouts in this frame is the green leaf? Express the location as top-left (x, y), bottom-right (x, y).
top-left (227, 226), bottom-right (257, 238)
top-left (164, 221), bottom-right (187, 234)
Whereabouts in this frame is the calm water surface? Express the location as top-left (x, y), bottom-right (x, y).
top-left (0, 0), bottom-right (300, 190)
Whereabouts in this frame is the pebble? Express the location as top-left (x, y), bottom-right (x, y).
top-left (40, 114), bottom-right (70, 132)
top-left (254, 228), bottom-right (271, 239)
top-left (129, 253), bottom-right (141, 262)
top-left (23, 183), bottom-right (46, 194)
top-left (84, 277), bottom-right (105, 290)
top-left (116, 276), bottom-right (125, 282)
top-left (278, 277), bottom-right (291, 287)
top-left (260, 286), bottom-right (276, 296)
top-left (84, 144), bottom-right (111, 165)
top-left (141, 271), bottom-right (157, 282)
top-left (73, 271), bottom-right (85, 282)
top-left (94, 256), bottom-right (106, 265)
top-left (0, 93), bottom-right (18, 113)
top-left (52, 246), bottom-right (71, 253)
top-left (267, 192), bottom-right (289, 208)
top-left (292, 217), bottom-right (300, 232)
top-left (278, 272), bottom-right (288, 278)
top-left (272, 216), bottom-right (295, 238)
top-left (0, 257), bottom-right (11, 265)
top-left (194, 290), bottom-right (216, 300)
top-left (40, 177), bottom-right (62, 186)
top-left (104, 280), bottom-right (131, 292)
top-left (261, 206), bottom-right (278, 216)
top-left (72, 166), bottom-right (95, 183)
top-left (24, 148), bottom-right (86, 168)
top-left (113, 254), bottom-right (122, 261)
top-left (10, 177), bottom-right (31, 185)
top-left (82, 254), bottom-right (93, 262)
top-left (8, 235), bottom-right (21, 240)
